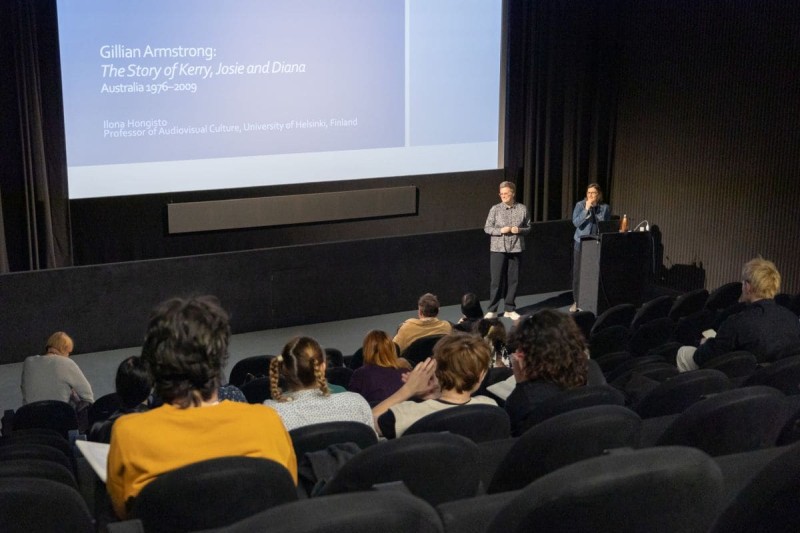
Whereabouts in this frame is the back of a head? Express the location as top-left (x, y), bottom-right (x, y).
top-left (115, 356), bottom-right (153, 409)
top-left (362, 330), bottom-right (404, 369)
top-left (508, 309), bottom-right (588, 388)
top-left (270, 336), bottom-right (329, 401)
top-left (45, 331), bottom-right (73, 355)
top-left (140, 295), bottom-right (230, 408)
top-left (742, 257), bottom-right (781, 300)
top-left (460, 292), bottom-right (483, 319)
top-left (434, 334), bottom-right (491, 393)
top-left (418, 293), bottom-right (440, 318)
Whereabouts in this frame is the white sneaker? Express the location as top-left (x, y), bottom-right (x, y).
top-left (505, 311), bottom-right (521, 320)
top-left (484, 312), bottom-right (498, 319)
top-left (569, 303), bottom-right (578, 313)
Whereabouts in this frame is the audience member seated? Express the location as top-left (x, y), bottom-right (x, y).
top-left (373, 334), bottom-right (496, 438)
top-left (677, 257), bottom-right (800, 372)
top-left (504, 310), bottom-right (589, 436)
top-left (349, 330), bottom-right (411, 405)
top-left (21, 331), bottom-right (94, 407)
top-left (475, 318), bottom-right (510, 367)
top-left (88, 356), bottom-right (151, 443)
top-left (393, 293), bottom-right (453, 352)
top-left (453, 292), bottom-right (484, 333)
top-left (263, 336), bottom-right (374, 431)
top-left (107, 296), bottom-right (297, 519)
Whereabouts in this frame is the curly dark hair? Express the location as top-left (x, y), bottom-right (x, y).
top-left (141, 295), bottom-right (230, 408)
top-left (507, 309), bottom-right (588, 388)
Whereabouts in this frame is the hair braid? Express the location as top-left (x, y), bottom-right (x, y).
top-left (312, 359), bottom-right (330, 396)
top-left (269, 356), bottom-right (286, 402)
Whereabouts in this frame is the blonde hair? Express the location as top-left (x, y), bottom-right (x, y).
top-left (270, 336), bottom-right (330, 402)
top-left (362, 330), bottom-right (409, 369)
top-left (742, 257), bottom-right (781, 300)
top-left (45, 332), bottom-right (73, 355)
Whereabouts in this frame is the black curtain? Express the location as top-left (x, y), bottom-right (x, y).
top-left (505, 0), bottom-right (624, 221)
top-left (0, 0), bottom-right (71, 273)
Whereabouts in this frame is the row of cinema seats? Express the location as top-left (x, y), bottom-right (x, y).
top-left (5, 382), bottom-right (800, 532)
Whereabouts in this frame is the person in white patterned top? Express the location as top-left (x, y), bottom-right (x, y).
top-left (264, 336), bottom-right (374, 431)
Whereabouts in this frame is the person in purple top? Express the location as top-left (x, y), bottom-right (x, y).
top-left (349, 330), bottom-right (411, 406)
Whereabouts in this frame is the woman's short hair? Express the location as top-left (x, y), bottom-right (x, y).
top-left (270, 336), bottom-right (330, 402)
top-left (363, 330), bottom-right (407, 369)
top-left (508, 309), bottom-right (588, 388)
top-left (742, 257), bottom-right (781, 299)
top-left (433, 334), bottom-right (491, 394)
top-left (586, 182), bottom-right (604, 203)
top-left (474, 318), bottom-right (507, 354)
top-left (140, 295), bottom-right (230, 408)
top-left (45, 331), bottom-right (74, 355)
top-left (115, 356), bottom-right (153, 409)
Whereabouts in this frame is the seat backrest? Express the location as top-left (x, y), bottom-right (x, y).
top-left (0, 443), bottom-right (73, 472)
top-left (673, 308), bottom-right (717, 346)
top-left (204, 491), bottom-right (444, 533)
top-left (710, 441), bottom-right (800, 533)
top-left (700, 350), bottom-right (759, 381)
top-left (743, 355), bottom-right (800, 395)
top-left (289, 420), bottom-right (378, 458)
top-left (517, 385), bottom-right (627, 434)
top-left (401, 335), bottom-right (446, 366)
top-left (656, 386), bottom-right (788, 456)
top-left (488, 405), bottom-right (642, 493)
top-left (669, 288), bottom-right (710, 320)
top-left (239, 377), bottom-right (272, 404)
top-left (486, 446), bottom-right (723, 533)
top-left (130, 456), bottom-right (297, 533)
top-left (704, 282), bottom-right (742, 312)
top-left (632, 368), bottom-right (732, 419)
top-left (628, 317), bottom-right (676, 357)
top-left (0, 431), bottom-right (76, 473)
top-left (325, 366), bottom-right (354, 389)
top-left (322, 432), bottom-right (481, 506)
top-left (0, 477), bottom-right (94, 533)
top-left (228, 355), bottom-right (273, 387)
top-left (0, 458), bottom-right (77, 489)
top-left (589, 325), bottom-right (630, 358)
top-left (590, 303), bottom-right (636, 336)
top-left (87, 392), bottom-right (122, 426)
top-left (12, 400), bottom-right (78, 438)
top-left (630, 295), bottom-right (674, 330)
top-left (403, 404), bottom-right (511, 443)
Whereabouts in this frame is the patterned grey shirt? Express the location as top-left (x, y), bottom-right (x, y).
top-left (263, 389), bottom-right (375, 432)
top-left (484, 202), bottom-right (531, 253)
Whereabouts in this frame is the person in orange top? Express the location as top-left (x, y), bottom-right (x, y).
top-left (107, 296), bottom-right (297, 519)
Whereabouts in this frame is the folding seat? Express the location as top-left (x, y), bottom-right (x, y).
top-left (488, 405), bottom-right (641, 493)
top-left (401, 335), bottom-right (446, 366)
top-left (404, 404), bottom-right (511, 443)
top-left (289, 420), bottom-right (378, 459)
top-left (203, 491), bottom-right (444, 533)
top-left (632, 368), bottom-right (732, 419)
top-left (486, 446), bottom-right (723, 533)
top-left (0, 478), bottom-right (94, 533)
top-left (700, 351), bottom-right (758, 382)
top-left (743, 355), bottom-right (800, 395)
top-left (655, 386), bottom-right (788, 456)
top-left (668, 288), bottom-right (710, 321)
top-left (590, 303), bottom-right (636, 335)
top-left (320, 432), bottom-right (481, 506)
top-left (704, 281), bottom-right (742, 312)
top-left (630, 295), bottom-right (673, 330)
top-left (130, 456), bottom-right (297, 533)
top-left (513, 385), bottom-right (626, 436)
top-left (228, 355), bottom-right (274, 387)
top-left (11, 400), bottom-right (78, 438)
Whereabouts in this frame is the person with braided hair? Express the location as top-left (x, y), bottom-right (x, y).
top-left (106, 295), bottom-right (297, 519)
top-left (263, 336), bottom-right (374, 431)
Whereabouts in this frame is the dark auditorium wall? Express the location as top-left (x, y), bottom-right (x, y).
top-left (608, 0), bottom-right (800, 294)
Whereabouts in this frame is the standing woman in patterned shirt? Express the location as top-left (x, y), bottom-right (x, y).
top-left (483, 181), bottom-right (531, 321)
top-left (264, 336), bottom-right (375, 431)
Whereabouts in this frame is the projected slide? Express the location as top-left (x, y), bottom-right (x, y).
top-left (57, 0), bottom-right (503, 198)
